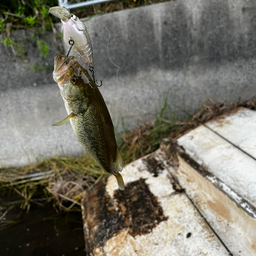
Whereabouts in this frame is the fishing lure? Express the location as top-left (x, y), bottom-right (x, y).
top-left (49, 6), bottom-right (102, 86)
top-left (49, 6), bottom-right (93, 66)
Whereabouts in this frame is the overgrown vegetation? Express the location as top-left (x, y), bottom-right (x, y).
top-left (0, 0), bottom-right (168, 61)
top-left (2, 97), bottom-right (255, 221)
top-left (0, 0), bottom-right (58, 60)
top-left (0, 98), bottom-right (191, 217)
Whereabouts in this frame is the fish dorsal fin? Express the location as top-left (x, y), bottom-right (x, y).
top-left (52, 112), bottom-right (76, 126)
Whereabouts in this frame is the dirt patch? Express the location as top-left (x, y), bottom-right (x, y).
top-left (142, 155), bottom-right (164, 177)
top-left (115, 178), bottom-right (168, 237)
top-left (83, 177), bottom-right (168, 252)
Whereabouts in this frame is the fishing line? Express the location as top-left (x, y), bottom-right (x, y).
top-left (92, 3), bottom-right (121, 79)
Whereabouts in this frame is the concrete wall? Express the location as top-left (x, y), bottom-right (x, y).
top-left (1, 0), bottom-right (256, 167)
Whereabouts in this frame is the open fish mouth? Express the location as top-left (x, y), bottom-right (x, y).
top-left (53, 54), bottom-right (74, 85)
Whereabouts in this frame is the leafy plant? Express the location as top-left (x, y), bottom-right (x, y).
top-left (24, 16), bottom-right (37, 27)
top-left (1, 37), bottom-right (14, 47)
top-left (40, 5), bottom-right (49, 18)
top-left (30, 63), bottom-right (43, 72)
top-left (37, 39), bottom-right (49, 57)
top-left (0, 19), bottom-right (5, 32)
top-left (15, 44), bottom-right (27, 56)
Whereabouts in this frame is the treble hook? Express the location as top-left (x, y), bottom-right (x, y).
top-left (65, 38), bottom-right (75, 58)
top-left (89, 65), bottom-right (102, 87)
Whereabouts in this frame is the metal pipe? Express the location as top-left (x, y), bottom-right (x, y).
top-left (58, 0), bottom-right (117, 11)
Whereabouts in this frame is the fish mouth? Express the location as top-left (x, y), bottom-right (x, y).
top-left (53, 54), bottom-right (75, 85)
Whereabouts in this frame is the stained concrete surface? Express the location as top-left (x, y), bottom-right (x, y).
top-left (1, 0), bottom-right (256, 167)
top-left (177, 108), bottom-right (256, 255)
top-left (82, 148), bottom-right (231, 255)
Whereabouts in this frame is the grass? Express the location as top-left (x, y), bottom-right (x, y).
top-left (0, 0), bottom-right (170, 61)
top-left (73, 0), bottom-right (170, 18)
top-left (0, 154), bottom-right (103, 212)
top-left (0, 109), bottom-right (189, 214)
top-left (1, 97), bottom-right (256, 218)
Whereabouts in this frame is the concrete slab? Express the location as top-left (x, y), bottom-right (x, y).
top-left (177, 108), bottom-right (256, 207)
top-left (2, 0), bottom-right (256, 167)
top-left (176, 152), bottom-right (256, 256)
top-left (205, 108), bottom-right (256, 158)
top-left (176, 107), bottom-right (256, 255)
top-left (81, 148), bottom-right (230, 255)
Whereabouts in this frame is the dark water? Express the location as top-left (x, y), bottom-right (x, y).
top-left (0, 204), bottom-right (85, 256)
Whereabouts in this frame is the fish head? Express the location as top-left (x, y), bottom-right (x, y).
top-left (53, 54), bottom-right (91, 102)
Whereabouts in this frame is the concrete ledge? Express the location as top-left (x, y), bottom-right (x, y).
top-left (176, 152), bottom-right (256, 256)
top-left (81, 147), bottom-right (230, 255)
top-left (176, 107), bottom-right (256, 255)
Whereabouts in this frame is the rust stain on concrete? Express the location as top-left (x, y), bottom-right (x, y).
top-left (252, 241), bottom-right (256, 253)
top-left (207, 200), bottom-right (231, 221)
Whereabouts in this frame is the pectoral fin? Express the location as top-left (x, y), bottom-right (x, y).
top-left (114, 173), bottom-right (125, 190)
top-left (52, 112), bottom-right (76, 126)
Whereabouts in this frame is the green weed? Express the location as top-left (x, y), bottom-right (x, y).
top-left (15, 44), bottom-right (27, 57)
top-left (37, 39), bottom-right (49, 57)
top-left (1, 37), bottom-right (14, 47)
top-left (24, 16), bottom-right (37, 27)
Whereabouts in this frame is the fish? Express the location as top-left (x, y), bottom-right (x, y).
top-left (49, 6), bottom-right (93, 66)
top-left (52, 53), bottom-right (124, 190)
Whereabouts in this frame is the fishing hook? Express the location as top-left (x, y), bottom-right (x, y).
top-left (89, 65), bottom-right (102, 87)
top-left (65, 38), bottom-right (75, 58)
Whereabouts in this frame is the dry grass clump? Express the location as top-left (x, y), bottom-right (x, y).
top-left (0, 155), bottom-right (103, 213)
top-left (193, 97), bottom-right (256, 123)
top-left (74, 0), bottom-right (169, 18)
top-left (1, 97), bottom-right (255, 215)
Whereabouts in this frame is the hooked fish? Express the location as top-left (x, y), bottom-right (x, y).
top-left (52, 54), bottom-right (124, 190)
top-left (49, 6), bottom-right (93, 66)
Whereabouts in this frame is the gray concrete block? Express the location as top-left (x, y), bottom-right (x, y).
top-left (1, 0), bottom-right (256, 167)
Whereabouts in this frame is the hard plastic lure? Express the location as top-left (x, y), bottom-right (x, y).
top-left (49, 6), bottom-right (93, 66)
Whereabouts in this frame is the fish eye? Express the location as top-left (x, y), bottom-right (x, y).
top-left (71, 76), bottom-right (78, 84)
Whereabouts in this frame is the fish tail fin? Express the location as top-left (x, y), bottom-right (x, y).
top-left (113, 147), bottom-right (124, 190)
top-left (114, 173), bottom-right (125, 190)
top-left (114, 147), bottom-right (123, 173)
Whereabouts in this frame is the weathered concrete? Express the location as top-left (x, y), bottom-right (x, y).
top-left (178, 108), bottom-right (256, 207)
top-left (176, 108), bottom-right (256, 255)
top-left (177, 153), bottom-right (256, 256)
top-left (81, 146), bottom-right (231, 256)
top-left (1, 0), bottom-right (256, 167)
top-left (81, 114), bottom-right (256, 255)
